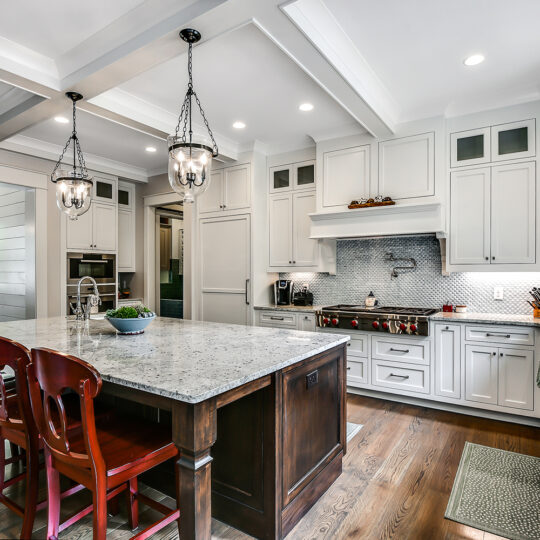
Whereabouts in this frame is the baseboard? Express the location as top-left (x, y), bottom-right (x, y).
top-left (347, 388), bottom-right (540, 428)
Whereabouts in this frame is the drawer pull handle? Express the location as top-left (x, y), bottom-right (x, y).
top-left (486, 333), bottom-right (511, 338)
top-left (390, 348), bottom-right (410, 353)
top-left (389, 373), bottom-right (410, 379)
top-left (270, 316), bottom-right (284, 320)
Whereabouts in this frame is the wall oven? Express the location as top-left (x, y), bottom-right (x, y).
top-left (66, 253), bottom-right (116, 314)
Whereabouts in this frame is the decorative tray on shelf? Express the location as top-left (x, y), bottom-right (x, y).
top-left (348, 198), bottom-right (395, 209)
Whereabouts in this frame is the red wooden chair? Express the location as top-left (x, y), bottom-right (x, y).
top-left (27, 347), bottom-right (180, 540)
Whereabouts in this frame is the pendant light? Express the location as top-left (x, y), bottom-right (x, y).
top-left (168, 28), bottom-right (218, 204)
top-left (51, 92), bottom-right (93, 220)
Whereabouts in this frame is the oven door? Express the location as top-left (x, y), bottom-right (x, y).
top-left (66, 283), bottom-right (116, 314)
top-left (67, 253), bottom-right (116, 284)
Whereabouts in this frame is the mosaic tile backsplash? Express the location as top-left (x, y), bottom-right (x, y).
top-left (281, 236), bottom-right (540, 315)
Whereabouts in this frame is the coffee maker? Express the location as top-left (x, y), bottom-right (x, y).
top-left (274, 280), bottom-right (294, 305)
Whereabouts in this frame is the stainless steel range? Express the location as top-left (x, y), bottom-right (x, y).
top-left (317, 305), bottom-right (438, 336)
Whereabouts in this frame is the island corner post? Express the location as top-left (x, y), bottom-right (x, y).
top-left (102, 341), bottom-right (347, 540)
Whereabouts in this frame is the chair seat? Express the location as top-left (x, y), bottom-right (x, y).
top-left (68, 415), bottom-right (178, 479)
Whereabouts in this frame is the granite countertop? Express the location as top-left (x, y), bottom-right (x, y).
top-left (254, 305), bottom-right (322, 313)
top-left (431, 311), bottom-right (540, 328)
top-left (0, 317), bottom-right (348, 404)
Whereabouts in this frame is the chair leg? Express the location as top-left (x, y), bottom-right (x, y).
top-left (92, 484), bottom-right (108, 540)
top-left (126, 477), bottom-right (139, 531)
top-left (108, 493), bottom-right (120, 517)
top-left (0, 437), bottom-right (5, 494)
top-left (45, 449), bottom-right (60, 540)
top-left (20, 440), bottom-right (39, 540)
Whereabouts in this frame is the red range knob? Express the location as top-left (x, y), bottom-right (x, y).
top-left (331, 318), bottom-right (339, 326)
top-left (351, 319), bottom-right (359, 328)
top-left (410, 324), bottom-right (417, 333)
top-left (399, 323), bottom-right (407, 332)
top-left (322, 317), bottom-right (329, 325)
top-left (372, 320), bottom-right (379, 329)
top-left (382, 321), bottom-right (389, 330)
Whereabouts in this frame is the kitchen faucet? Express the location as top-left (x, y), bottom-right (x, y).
top-left (71, 276), bottom-right (101, 320)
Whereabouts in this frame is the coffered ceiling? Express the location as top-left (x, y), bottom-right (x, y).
top-left (0, 0), bottom-right (539, 181)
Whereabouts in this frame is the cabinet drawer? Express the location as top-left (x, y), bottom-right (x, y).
top-left (371, 360), bottom-right (430, 394)
top-left (347, 358), bottom-right (367, 386)
top-left (371, 336), bottom-right (430, 365)
top-left (465, 325), bottom-right (534, 346)
top-left (346, 333), bottom-right (368, 357)
top-left (258, 311), bottom-right (297, 329)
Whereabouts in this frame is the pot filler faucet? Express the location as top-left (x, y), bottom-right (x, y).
top-left (71, 276), bottom-right (101, 321)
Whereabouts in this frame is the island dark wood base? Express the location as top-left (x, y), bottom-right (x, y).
top-left (106, 343), bottom-right (347, 540)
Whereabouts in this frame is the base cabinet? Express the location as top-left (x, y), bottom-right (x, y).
top-left (465, 345), bottom-right (498, 405)
top-left (498, 349), bottom-right (534, 410)
top-left (434, 323), bottom-right (461, 399)
top-left (256, 309), bottom-right (316, 332)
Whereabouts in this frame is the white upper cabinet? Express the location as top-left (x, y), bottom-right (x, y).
top-left (66, 209), bottom-right (93, 251)
top-left (269, 165), bottom-right (292, 193)
top-left (292, 191), bottom-right (317, 267)
top-left (491, 119), bottom-right (535, 162)
top-left (450, 127), bottom-right (490, 168)
top-left (269, 161), bottom-right (315, 193)
top-left (490, 161), bottom-right (535, 264)
top-left (322, 145), bottom-right (370, 208)
top-left (269, 193), bottom-right (293, 267)
top-left (450, 167), bottom-right (491, 265)
top-left (449, 162), bottom-right (536, 267)
top-left (67, 202), bottom-right (117, 252)
top-left (117, 181), bottom-right (136, 272)
top-left (293, 161), bottom-right (315, 191)
top-left (199, 170), bottom-right (223, 214)
top-left (224, 164), bottom-right (251, 211)
top-left (198, 164), bottom-right (251, 214)
top-left (378, 132), bottom-right (434, 199)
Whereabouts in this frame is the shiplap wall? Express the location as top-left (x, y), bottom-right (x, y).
top-left (0, 185), bottom-right (31, 321)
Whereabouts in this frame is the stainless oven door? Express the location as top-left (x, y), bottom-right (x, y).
top-left (67, 253), bottom-right (116, 284)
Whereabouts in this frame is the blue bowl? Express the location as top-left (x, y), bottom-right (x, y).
top-left (105, 314), bottom-right (156, 335)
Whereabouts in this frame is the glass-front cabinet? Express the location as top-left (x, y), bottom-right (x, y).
top-left (451, 119), bottom-right (536, 168)
top-left (269, 160), bottom-right (315, 192)
top-left (93, 176), bottom-right (117, 204)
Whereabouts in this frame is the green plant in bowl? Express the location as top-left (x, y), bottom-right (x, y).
top-left (105, 304), bottom-right (156, 334)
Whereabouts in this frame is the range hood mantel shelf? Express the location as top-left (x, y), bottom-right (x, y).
top-left (309, 200), bottom-right (445, 240)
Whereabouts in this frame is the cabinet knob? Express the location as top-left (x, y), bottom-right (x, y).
top-left (293, 260), bottom-right (296, 264)
top-left (223, 204), bottom-right (226, 209)
top-left (485, 257), bottom-right (488, 260)
top-left (500, 352), bottom-right (504, 357)
top-left (289, 261), bottom-right (292, 264)
top-left (445, 326), bottom-right (449, 330)
top-left (492, 256), bottom-right (495, 260)
top-left (492, 352), bottom-right (497, 356)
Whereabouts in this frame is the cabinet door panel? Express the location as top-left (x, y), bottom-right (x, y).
top-left (434, 323), bottom-right (461, 399)
top-left (465, 344), bottom-right (498, 404)
top-left (492, 119), bottom-right (535, 162)
top-left (491, 161), bottom-right (535, 264)
top-left (224, 164), bottom-right (251, 210)
top-left (270, 165), bottom-right (292, 193)
top-left (269, 194), bottom-right (292, 267)
top-left (378, 132), bottom-right (434, 199)
top-left (92, 203), bottom-right (116, 251)
top-left (298, 313), bottom-right (316, 332)
top-left (450, 128), bottom-right (490, 167)
top-left (66, 209), bottom-right (93, 251)
top-left (450, 167), bottom-right (491, 264)
top-left (93, 177), bottom-right (117, 204)
top-left (199, 170), bottom-right (223, 214)
top-left (292, 192), bottom-right (317, 267)
top-left (498, 349), bottom-right (534, 410)
top-left (322, 145), bottom-right (370, 208)
top-left (294, 161), bottom-right (315, 191)
top-left (118, 208), bottom-right (135, 271)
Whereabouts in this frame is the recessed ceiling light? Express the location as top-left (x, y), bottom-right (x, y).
top-left (463, 54), bottom-right (485, 66)
top-left (232, 121), bottom-right (246, 129)
top-left (54, 116), bottom-right (69, 124)
top-left (299, 103), bottom-right (314, 112)
top-left (145, 146), bottom-right (157, 153)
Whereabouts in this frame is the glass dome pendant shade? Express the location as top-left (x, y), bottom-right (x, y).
top-left (51, 92), bottom-right (93, 220)
top-left (168, 29), bottom-right (218, 204)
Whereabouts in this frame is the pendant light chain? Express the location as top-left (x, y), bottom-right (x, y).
top-left (51, 98), bottom-right (89, 181)
top-left (173, 41), bottom-right (219, 157)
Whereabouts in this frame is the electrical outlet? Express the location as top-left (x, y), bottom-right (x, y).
top-left (494, 286), bottom-right (504, 300)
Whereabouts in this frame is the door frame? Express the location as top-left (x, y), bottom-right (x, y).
top-left (143, 192), bottom-right (192, 318)
top-left (0, 164), bottom-right (48, 318)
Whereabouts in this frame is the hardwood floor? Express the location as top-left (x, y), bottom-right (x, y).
top-left (0, 394), bottom-right (538, 539)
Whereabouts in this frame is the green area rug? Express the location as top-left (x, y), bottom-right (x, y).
top-left (445, 442), bottom-right (540, 540)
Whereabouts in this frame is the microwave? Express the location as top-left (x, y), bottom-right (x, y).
top-left (67, 253), bottom-right (116, 285)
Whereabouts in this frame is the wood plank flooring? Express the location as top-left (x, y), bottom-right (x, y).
top-left (0, 394), bottom-right (538, 539)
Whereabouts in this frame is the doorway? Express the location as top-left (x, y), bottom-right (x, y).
top-left (0, 181), bottom-right (36, 321)
top-left (157, 204), bottom-right (184, 318)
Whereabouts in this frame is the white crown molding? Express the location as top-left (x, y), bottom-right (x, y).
top-left (89, 88), bottom-right (240, 161)
top-left (308, 122), bottom-right (367, 144)
top-left (281, 0), bottom-right (399, 133)
top-left (0, 134), bottom-right (149, 183)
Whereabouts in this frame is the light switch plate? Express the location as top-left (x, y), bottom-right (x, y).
top-left (493, 286), bottom-right (504, 300)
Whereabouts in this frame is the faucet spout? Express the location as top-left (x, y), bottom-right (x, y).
top-left (74, 276), bottom-right (101, 320)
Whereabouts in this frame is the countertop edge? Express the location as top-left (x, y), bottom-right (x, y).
top-left (431, 312), bottom-right (540, 328)
top-left (100, 334), bottom-right (350, 404)
top-left (254, 305), bottom-right (321, 313)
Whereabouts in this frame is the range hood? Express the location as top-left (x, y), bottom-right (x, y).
top-left (309, 200), bottom-right (446, 240)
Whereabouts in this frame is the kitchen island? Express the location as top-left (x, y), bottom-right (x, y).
top-left (0, 316), bottom-right (349, 540)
